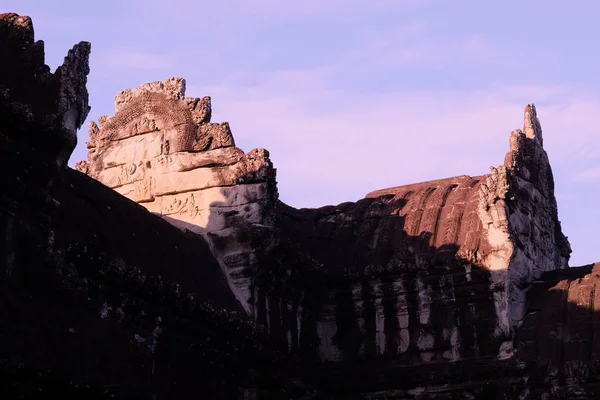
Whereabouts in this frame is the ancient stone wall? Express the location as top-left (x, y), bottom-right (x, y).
top-left (268, 105), bottom-right (571, 365)
top-left (80, 74), bottom-right (572, 373)
top-left (273, 176), bottom-right (501, 363)
top-left (0, 13), bottom-right (315, 398)
top-left (76, 78), bottom-right (278, 313)
top-left (515, 262), bottom-right (600, 399)
top-left (4, 10), bottom-right (600, 399)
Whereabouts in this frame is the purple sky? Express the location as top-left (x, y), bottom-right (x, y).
top-left (5, 1), bottom-right (600, 266)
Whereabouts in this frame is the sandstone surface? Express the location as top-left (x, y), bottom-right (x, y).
top-left (4, 10), bottom-right (600, 400)
top-left (269, 105), bottom-right (571, 364)
top-left (76, 70), bottom-right (579, 397)
top-left (0, 13), bottom-right (314, 399)
top-left (76, 78), bottom-right (278, 313)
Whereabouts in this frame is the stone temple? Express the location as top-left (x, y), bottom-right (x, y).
top-left (1, 11), bottom-right (599, 399)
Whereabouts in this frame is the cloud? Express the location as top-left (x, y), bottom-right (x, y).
top-left (555, 192), bottom-right (579, 202)
top-left (28, 14), bottom-right (102, 33)
top-left (341, 38), bottom-right (439, 71)
top-left (54, 0), bottom-right (599, 211)
top-left (532, 99), bottom-right (600, 164)
top-left (494, 84), bottom-right (572, 102)
top-left (58, 0), bottom-right (600, 212)
top-left (294, 24), bottom-right (529, 81)
top-left (138, 0), bottom-right (428, 22)
top-left (183, 65), bottom-right (600, 209)
top-left (93, 51), bottom-right (175, 71)
top-left (571, 166), bottom-right (600, 183)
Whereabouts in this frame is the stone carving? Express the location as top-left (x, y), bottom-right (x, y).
top-left (81, 73), bottom-right (572, 374)
top-left (7, 11), bottom-right (600, 399)
top-left (78, 77), bottom-right (277, 313)
top-left (102, 91), bottom-right (195, 147)
top-left (0, 14), bottom-right (314, 398)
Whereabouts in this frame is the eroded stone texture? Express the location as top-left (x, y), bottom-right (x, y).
top-left (515, 262), bottom-right (600, 399)
top-left (0, 165), bottom-right (313, 397)
top-left (465, 105), bottom-right (572, 348)
top-left (72, 64), bottom-right (581, 398)
top-left (268, 105), bottom-right (571, 367)
top-left (272, 176), bottom-right (496, 362)
top-left (80, 73), bottom-right (572, 389)
top-left (0, 12), bottom-right (90, 171)
top-left (10, 10), bottom-right (598, 400)
top-left (501, 106), bottom-right (572, 329)
top-left (77, 78), bottom-right (278, 313)
top-left (0, 14), bottom-right (317, 399)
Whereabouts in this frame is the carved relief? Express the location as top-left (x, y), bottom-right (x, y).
top-left (78, 77), bottom-right (278, 314)
top-left (80, 75), bottom-right (571, 378)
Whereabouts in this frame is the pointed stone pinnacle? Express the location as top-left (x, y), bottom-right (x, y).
top-left (523, 103), bottom-right (543, 146)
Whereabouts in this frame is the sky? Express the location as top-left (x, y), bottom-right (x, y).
top-left (4, 1), bottom-right (599, 266)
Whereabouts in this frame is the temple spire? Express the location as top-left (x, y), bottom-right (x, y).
top-left (523, 103), bottom-right (543, 146)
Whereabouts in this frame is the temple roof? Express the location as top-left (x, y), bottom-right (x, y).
top-left (276, 174), bottom-right (491, 276)
top-left (366, 174), bottom-right (488, 254)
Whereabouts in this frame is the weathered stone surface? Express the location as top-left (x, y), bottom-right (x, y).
top-left (78, 71), bottom-right (579, 397)
top-left (5, 11), bottom-right (600, 399)
top-left (514, 262), bottom-right (600, 399)
top-left (0, 14), bottom-right (315, 399)
top-left (0, 12), bottom-right (90, 171)
top-left (77, 78), bottom-right (279, 313)
top-left (265, 105), bottom-right (570, 366)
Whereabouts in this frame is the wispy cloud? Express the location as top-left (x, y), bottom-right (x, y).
top-left (138, 0), bottom-right (428, 22)
top-left (37, 0), bottom-right (597, 266)
top-left (333, 23), bottom-right (436, 70)
top-left (309, 24), bottom-right (529, 79)
top-left (93, 51), bottom-right (175, 71)
top-left (60, 1), bottom-right (600, 210)
top-left (494, 84), bottom-right (572, 102)
top-left (555, 192), bottom-right (579, 202)
top-left (185, 64), bottom-right (600, 209)
top-left (191, 83), bottom-right (514, 205)
top-left (533, 100), bottom-right (600, 164)
top-left (571, 166), bottom-right (600, 183)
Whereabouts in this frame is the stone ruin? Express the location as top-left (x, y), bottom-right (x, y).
top-left (75, 77), bottom-right (277, 313)
top-left (76, 76), bottom-right (571, 363)
top-left (1, 11), bottom-right (599, 399)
